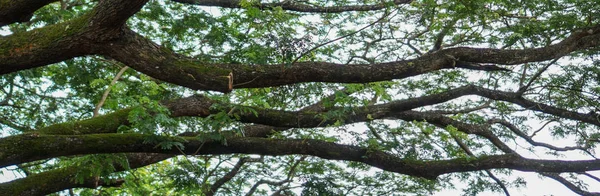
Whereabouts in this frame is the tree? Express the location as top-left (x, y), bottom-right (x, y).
top-left (1, 0), bottom-right (600, 195)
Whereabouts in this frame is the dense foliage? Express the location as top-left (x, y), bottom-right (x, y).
top-left (1, 0), bottom-right (600, 195)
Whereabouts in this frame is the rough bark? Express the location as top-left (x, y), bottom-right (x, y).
top-left (3, 18), bottom-right (599, 92)
top-left (171, 0), bottom-right (412, 13)
top-left (2, 134), bottom-right (600, 181)
top-left (2, 0), bottom-right (600, 194)
top-left (0, 153), bottom-right (171, 196)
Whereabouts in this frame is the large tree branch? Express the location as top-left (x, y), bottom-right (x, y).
top-left (0, 153), bottom-right (172, 196)
top-left (0, 0), bottom-right (58, 27)
top-left (88, 0), bottom-right (148, 29)
top-left (0, 0), bottom-right (148, 75)
top-left (3, 134), bottom-right (600, 180)
top-left (30, 84), bottom-right (597, 148)
top-left (171, 0), bottom-right (411, 13)
top-left (442, 25), bottom-right (600, 65)
top-left (470, 86), bottom-right (600, 127)
top-left (5, 23), bottom-right (600, 92)
top-left (31, 85), bottom-right (469, 136)
top-left (59, 23), bottom-right (600, 92)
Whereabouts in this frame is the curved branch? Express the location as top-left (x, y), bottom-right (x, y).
top-left (29, 84), bottom-right (600, 146)
top-left (291, 10), bottom-right (394, 64)
top-left (88, 0), bottom-right (148, 29)
top-left (0, 153), bottom-right (170, 196)
top-left (471, 86), bottom-right (600, 127)
top-left (393, 111), bottom-right (515, 154)
top-left (245, 179), bottom-right (289, 196)
top-left (450, 132), bottom-right (511, 196)
top-left (171, 0), bottom-right (411, 13)
top-left (88, 24), bottom-right (600, 92)
top-left (0, 0), bottom-right (57, 27)
top-left (442, 25), bottom-right (600, 65)
top-left (6, 24), bottom-right (600, 92)
top-left (4, 134), bottom-right (600, 180)
top-left (0, 0), bottom-right (148, 75)
top-left (490, 119), bottom-right (588, 151)
top-left (541, 173), bottom-right (600, 196)
top-left (205, 157), bottom-right (262, 196)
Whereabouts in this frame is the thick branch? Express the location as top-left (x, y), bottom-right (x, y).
top-left (0, 153), bottom-right (171, 196)
top-left (171, 0), bottom-right (411, 13)
top-left (442, 25), bottom-right (600, 65)
top-left (34, 85), bottom-right (470, 136)
top-left (0, 0), bottom-right (57, 26)
top-left (470, 86), bottom-right (600, 126)
top-left (30, 84), bottom-right (599, 153)
top-left (88, 0), bottom-right (148, 29)
top-left (3, 134), bottom-right (600, 180)
top-left (4, 21), bottom-right (599, 92)
top-left (0, 0), bottom-right (148, 75)
top-left (99, 25), bottom-right (600, 92)
top-left (7, 24), bottom-right (600, 92)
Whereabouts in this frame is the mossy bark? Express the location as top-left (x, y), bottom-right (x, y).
top-left (0, 153), bottom-right (171, 196)
top-left (3, 133), bottom-right (600, 182)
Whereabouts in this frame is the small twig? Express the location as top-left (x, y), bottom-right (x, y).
top-left (490, 119), bottom-right (587, 151)
top-left (291, 10), bottom-right (396, 65)
top-left (517, 58), bottom-right (559, 95)
top-left (449, 132), bottom-right (511, 196)
top-left (529, 119), bottom-right (558, 138)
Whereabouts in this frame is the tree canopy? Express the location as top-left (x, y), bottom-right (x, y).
top-left (1, 0), bottom-right (600, 195)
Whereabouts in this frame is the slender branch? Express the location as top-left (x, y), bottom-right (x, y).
top-left (541, 173), bottom-right (600, 196)
top-left (517, 58), bottom-right (560, 95)
top-left (490, 119), bottom-right (589, 151)
top-left (286, 156), bottom-right (306, 181)
top-left (450, 132), bottom-right (511, 196)
top-left (0, 115), bottom-right (32, 132)
top-left (291, 10), bottom-right (395, 64)
top-left (93, 66), bottom-right (129, 117)
top-left (245, 179), bottom-right (289, 196)
top-left (205, 157), bottom-right (262, 196)
top-left (530, 119), bottom-right (558, 137)
top-left (580, 172), bottom-right (600, 183)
